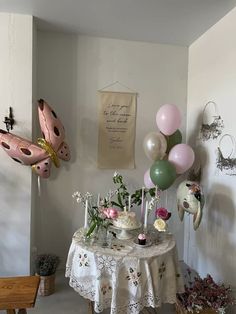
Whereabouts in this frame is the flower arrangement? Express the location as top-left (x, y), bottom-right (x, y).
top-left (72, 172), bottom-right (161, 238)
top-left (153, 207), bottom-right (171, 232)
top-left (177, 269), bottom-right (235, 314)
top-left (72, 191), bottom-right (118, 237)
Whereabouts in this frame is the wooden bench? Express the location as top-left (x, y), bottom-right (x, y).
top-left (0, 276), bottom-right (40, 314)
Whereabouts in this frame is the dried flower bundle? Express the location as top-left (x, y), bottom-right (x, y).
top-left (35, 254), bottom-right (60, 276)
top-left (177, 270), bottom-right (235, 314)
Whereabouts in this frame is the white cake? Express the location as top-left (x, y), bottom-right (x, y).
top-left (112, 211), bottom-right (140, 229)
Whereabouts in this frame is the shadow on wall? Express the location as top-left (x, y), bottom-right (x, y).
top-left (187, 111), bottom-right (211, 183)
top-left (196, 183), bottom-right (236, 284)
top-left (79, 116), bottom-right (98, 168)
top-left (187, 111), bottom-right (202, 148)
top-left (185, 109), bottom-right (236, 293)
top-left (34, 32), bottom-right (81, 267)
top-left (35, 178), bottom-right (78, 270)
top-left (36, 32), bottom-right (79, 171)
top-left (0, 170), bottom-right (30, 275)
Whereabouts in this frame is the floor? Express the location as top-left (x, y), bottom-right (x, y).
top-left (26, 271), bottom-right (176, 314)
top-left (1, 269), bottom-right (235, 314)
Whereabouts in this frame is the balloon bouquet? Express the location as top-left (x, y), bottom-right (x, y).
top-left (144, 104), bottom-right (194, 190)
top-left (143, 104), bottom-right (204, 230)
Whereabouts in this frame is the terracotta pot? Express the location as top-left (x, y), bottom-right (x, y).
top-left (36, 273), bottom-right (55, 296)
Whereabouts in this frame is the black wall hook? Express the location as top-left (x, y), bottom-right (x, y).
top-left (3, 107), bottom-right (15, 132)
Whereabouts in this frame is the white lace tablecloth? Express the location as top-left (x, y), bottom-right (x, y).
top-left (65, 229), bottom-right (184, 314)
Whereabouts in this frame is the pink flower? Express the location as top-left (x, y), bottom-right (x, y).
top-left (103, 207), bottom-right (118, 219)
top-left (155, 207), bottom-right (171, 220)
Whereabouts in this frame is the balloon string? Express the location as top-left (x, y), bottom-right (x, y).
top-left (38, 175), bottom-right (41, 197)
top-left (187, 214), bottom-right (191, 265)
top-left (165, 190), bottom-right (168, 208)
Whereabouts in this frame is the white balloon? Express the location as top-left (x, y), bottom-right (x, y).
top-left (143, 132), bottom-right (167, 161)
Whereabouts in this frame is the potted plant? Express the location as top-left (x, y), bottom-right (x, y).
top-left (35, 253), bottom-right (60, 296)
top-left (176, 269), bottom-right (235, 314)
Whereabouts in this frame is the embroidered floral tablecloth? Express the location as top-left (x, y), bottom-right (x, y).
top-left (65, 230), bottom-right (184, 314)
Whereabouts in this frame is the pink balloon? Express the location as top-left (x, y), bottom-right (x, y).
top-left (156, 104), bottom-right (181, 136)
top-left (168, 144), bottom-right (195, 174)
top-left (144, 169), bottom-right (155, 188)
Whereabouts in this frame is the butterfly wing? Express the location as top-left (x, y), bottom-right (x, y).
top-left (57, 141), bottom-right (70, 161)
top-left (0, 98), bottom-right (70, 178)
top-left (32, 157), bottom-right (52, 178)
top-left (38, 99), bottom-right (65, 152)
top-left (0, 129), bottom-right (48, 165)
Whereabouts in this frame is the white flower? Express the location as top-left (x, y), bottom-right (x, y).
top-left (148, 195), bottom-right (160, 211)
top-left (113, 171), bottom-right (119, 178)
top-left (154, 218), bottom-right (166, 232)
top-left (72, 191), bottom-right (83, 203)
top-left (85, 192), bottom-right (92, 199)
top-left (72, 191), bottom-right (79, 198)
top-left (72, 191), bottom-right (93, 205)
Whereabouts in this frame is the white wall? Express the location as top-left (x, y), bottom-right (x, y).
top-left (0, 13), bottom-right (33, 275)
top-left (187, 7), bottom-right (236, 287)
top-left (36, 32), bottom-right (188, 265)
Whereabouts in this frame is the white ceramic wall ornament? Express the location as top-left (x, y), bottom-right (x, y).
top-left (177, 180), bottom-right (204, 230)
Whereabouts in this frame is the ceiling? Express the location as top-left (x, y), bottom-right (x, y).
top-left (0, 0), bottom-right (236, 46)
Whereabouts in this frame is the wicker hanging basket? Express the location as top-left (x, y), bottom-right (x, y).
top-left (175, 300), bottom-right (218, 314)
top-left (36, 273), bottom-right (55, 296)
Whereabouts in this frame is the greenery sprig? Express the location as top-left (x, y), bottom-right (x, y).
top-left (112, 172), bottom-right (157, 210)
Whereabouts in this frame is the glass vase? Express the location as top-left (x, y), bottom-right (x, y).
top-left (97, 226), bottom-right (110, 247)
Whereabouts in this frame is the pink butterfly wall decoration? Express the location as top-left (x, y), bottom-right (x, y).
top-left (0, 99), bottom-right (70, 178)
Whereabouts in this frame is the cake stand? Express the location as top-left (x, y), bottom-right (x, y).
top-left (112, 223), bottom-right (142, 240)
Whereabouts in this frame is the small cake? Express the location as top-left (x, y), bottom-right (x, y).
top-left (138, 233), bottom-right (146, 245)
top-left (112, 211), bottom-right (140, 229)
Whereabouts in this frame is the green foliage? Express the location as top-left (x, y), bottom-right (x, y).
top-left (35, 254), bottom-right (60, 276)
top-left (112, 172), bottom-right (155, 210)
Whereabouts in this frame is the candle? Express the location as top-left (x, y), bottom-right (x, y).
top-left (97, 193), bottom-right (100, 208)
top-left (84, 199), bottom-right (88, 229)
top-left (155, 185), bottom-right (158, 197)
top-left (128, 195), bottom-right (131, 211)
top-left (141, 187), bottom-right (145, 222)
top-left (144, 201), bottom-right (149, 229)
top-left (124, 206), bottom-right (127, 212)
top-left (108, 189), bottom-right (111, 205)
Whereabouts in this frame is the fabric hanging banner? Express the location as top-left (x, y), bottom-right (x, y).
top-left (97, 91), bottom-right (137, 169)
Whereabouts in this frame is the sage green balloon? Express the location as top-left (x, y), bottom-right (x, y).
top-left (150, 160), bottom-right (176, 190)
top-left (165, 129), bottom-right (182, 153)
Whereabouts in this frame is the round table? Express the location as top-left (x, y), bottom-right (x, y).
top-left (65, 228), bottom-right (184, 314)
